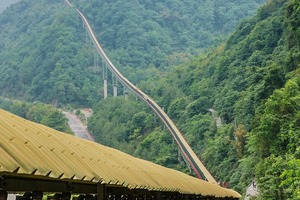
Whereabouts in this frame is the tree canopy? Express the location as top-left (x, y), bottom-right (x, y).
top-left (89, 0), bottom-right (300, 198)
top-left (0, 0), bottom-right (266, 106)
top-left (0, 98), bottom-right (72, 133)
top-left (2, 0), bottom-right (299, 199)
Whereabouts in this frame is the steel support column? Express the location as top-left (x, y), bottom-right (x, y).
top-left (96, 184), bottom-right (106, 200)
top-left (0, 190), bottom-right (7, 200)
top-left (156, 192), bottom-right (162, 200)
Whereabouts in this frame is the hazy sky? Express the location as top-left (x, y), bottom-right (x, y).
top-left (0, 0), bottom-right (20, 13)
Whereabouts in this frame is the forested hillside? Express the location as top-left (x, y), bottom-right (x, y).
top-left (72, 0), bottom-right (266, 71)
top-left (0, 98), bottom-right (71, 133)
top-left (0, 0), bottom-right (19, 13)
top-left (2, 0), bottom-right (299, 199)
top-left (0, 0), bottom-right (100, 106)
top-left (0, 0), bottom-right (265, 105)
top-left (89, 0), bottom-right (300, 199)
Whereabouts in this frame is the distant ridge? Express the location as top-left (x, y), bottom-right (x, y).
top-left (0, 0), bottom-right (20, 13)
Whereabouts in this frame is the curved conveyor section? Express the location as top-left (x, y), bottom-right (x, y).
top-left (64, 0), bottom-right (217, 184)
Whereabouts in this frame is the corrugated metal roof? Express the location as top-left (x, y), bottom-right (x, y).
top-left (0, 109), bottom-right (241, 198)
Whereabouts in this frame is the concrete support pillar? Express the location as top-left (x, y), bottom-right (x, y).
top-left (103, 79), bottom-right (108, 99)
top-left (124, 87), bottom-right (128, 100)
top-left (113, 76), bottom-right (117, 97)
top-left (103, 61), bottom-right (108, 99)
top-left (113, 84), bottom-right (117, 97)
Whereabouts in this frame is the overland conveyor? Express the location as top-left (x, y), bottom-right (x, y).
top-left (64, 0), bottom-right (217, 184)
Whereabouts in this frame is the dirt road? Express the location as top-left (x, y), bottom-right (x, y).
top-left (64, 111), bottom-right (95, 142)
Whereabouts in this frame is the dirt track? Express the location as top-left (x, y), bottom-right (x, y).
top-left (64, 111), bottom-right (95, 142)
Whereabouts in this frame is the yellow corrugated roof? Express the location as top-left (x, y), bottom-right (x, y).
top-left (0, 108), bottom-right (241, 198)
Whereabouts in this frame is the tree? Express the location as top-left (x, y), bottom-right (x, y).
top-left (280, 155), bottom-right (300, 199)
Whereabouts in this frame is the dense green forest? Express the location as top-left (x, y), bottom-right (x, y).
top-left (1, 0), bottom-right (299, 199)
top-left (0, 98), bottom-right (71, 133)
top-left (89, 0), bottom-right (300, 199)
top-left (72, 0), bottom-right (266, 70)
top-left (0, 0), bottom-right (265, 106)
top-left (0, 0), bottom-right (100, 106)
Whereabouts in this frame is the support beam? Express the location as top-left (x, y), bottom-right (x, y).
top-left (123, 87), bottom-right (128, 100)
top-left (103, 79), bottom-right (107, 99)
top-left (0, 190), bottom-right (7, 200)
top-left (102, 61), bottom-right (108, 99)
top-left (0, 176), bottom-right (97, 193)
top-left (96, 184), bottom-right (105, 200)
top-left (32, 191), bottom-right (43, 200)
top-left (61, 192), bottom-right (71, 200)
top-left (113, 85), bottom-right (117, 97)
top-left (113, 76), bottom-right (117, 97)
top-left (156, 191), bottom-right (162, 200)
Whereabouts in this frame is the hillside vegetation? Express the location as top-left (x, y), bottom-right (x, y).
top-left (89, 0), bottom-right (300, 199)
top-left (72, 0), bottom-right (266, 71)
top-left (1, 0), bottom-right (299, 199)
top-left (0, 98), bottom-right (71, 133)
top-left (0, 0), bottom-right (20, 13)
top-left (0, 0), bottom-right (265, 105)
top-left (0, 0), bottom-right (100, 106)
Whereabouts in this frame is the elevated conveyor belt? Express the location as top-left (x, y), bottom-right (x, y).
top-left (0, 108), bottom-right (241, 198)
top-left (64, 0), bottom-right (217, 184)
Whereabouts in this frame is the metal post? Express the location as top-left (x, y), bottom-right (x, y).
top-left (32, 192), bottom-right (43, 200)
top-left (61, 192), bottom-right (71, 200)
top-left (156, 192), bottom-right (162, 200)
top-left (97, 184), bottom-right (106, 200)
top-left (0, 190), bottom-right (7, 200)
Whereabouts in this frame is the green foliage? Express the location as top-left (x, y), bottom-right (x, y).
top-left (134, 128), bottom-right (187, 172)
top-left (250, 78), bottom-right (300, 158)
top-left (108, 0), bottom-right (299, 197)
top-left (88, 97), bottom-right (152, 153)
top-left (285, 0), bottom-right (300, 71)
top-left (0, 0), bottom-right (266, 106)
top-left (181, 114), bottom-right (215, 153)
top-left (0, 0), bottom-right (101, 106)
top-left (255, 155), bottom-right (287, 200)
top-left (2, 0), bottom-right (299, 198)
top-left (71, 0), bottom-right (266, 70)
top-left (201, 124), bottom-right (239, 182)
top-left (280, 155), bottom-right (300, 200)
top-left (0, 99), bottom-right (72, 133)
top-left (88, 97), bottom-right (191, 172)
top-left (255, 153), bottom-right (300, 200)
top-left (87, 2), bottom-right (300, 197)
